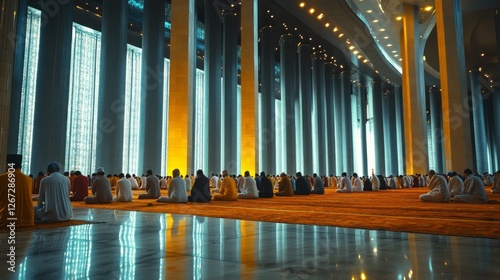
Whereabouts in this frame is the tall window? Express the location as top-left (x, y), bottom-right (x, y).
top-left (194, 69), bottom-right (206, 172)
top-left (161, 58), bottom-right (170, 176)
top-left (65, 23), bottom-right (101, 175)
top-left (18, 7), bottom-right (41, 174)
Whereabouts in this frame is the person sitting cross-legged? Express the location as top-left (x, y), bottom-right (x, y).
top-left (419, 170), bottom-right (450, 202)
top-left (157, 169), bottom-right (188, 203)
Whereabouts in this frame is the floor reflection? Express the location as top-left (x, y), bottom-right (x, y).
top-left (4, 208), bottom-right (499, 279)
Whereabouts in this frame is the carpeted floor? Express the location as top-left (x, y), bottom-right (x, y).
top-left (65, 187), bottom-right (500, 239)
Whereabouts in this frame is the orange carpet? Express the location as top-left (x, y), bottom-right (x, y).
top-left (67, 187), bottom-right (500, 239)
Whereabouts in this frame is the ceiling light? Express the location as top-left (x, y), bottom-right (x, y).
top-left (270, 15), bottom-right (274, 18)
top-left (317, 13), bottom-right (324, 19)
top-left (333, 27), bottom-right (338, 32)
top-left (353, 50), bottom-right (359, 55)
top-left (387, 44), bottom-right (392, 47)
top-left (349, 46), bottom-right (355, 50)
top-left (424, 6), bottom-right (433, 12)
top-left (373, 19), bottom-right (379, 23)
top-left (357, 55), bottom-right (362, 59)
top-left (379, 28), bottom-right (386, 32)
top-left (423, 55), bottom-right (426, 61)
top-left (384, 36), bottom-right (389, 39)
top-left (367, 10), bottom-right (372, 13)
top-left (267, 10), bottom-right (270, 13)
top-left (309, 8), bottom-right (315, 14)
top-left (339, 33), bottom-right (344, 38)
top-left (325, 22), bottom-right (330, 27)
top-left (396, 16), bottom-right (402, 21)
top-left (299, 2), bottom-right (305, 8)
top-left (392, 50), bottom-right (397, 53)
top-left (363, 59), bottom-right (368, 63)
top-left (394, 54), bottom-right (399, 57)
top-left (481, 53), bottom-right (485, 57)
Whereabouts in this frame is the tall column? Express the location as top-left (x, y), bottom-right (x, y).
top-left (222, 13), bottom-right (238, 175)
top-left (469, 69), bottom-right (488, 173)
top-left (483, 92), bottom-right (496, 172)
top-left (429, 87), bottom-right (445, 173)
top-left (240, 1), bottom-right (258, 175)
top-left (401, 3), bottom-right (428, 175)
top-left (358, 84), bottom-right (368, 176)
top-left (324, 64), bottom-right (336, 176)
top-left (492, 87), bottom-right (500, 171)
top-left (204, 0), bottom-right (222, 176)
top-left (340, 71), bottom-right (353, 174)
top-left (7, 0), bottom-right (28, 155)
top-left (140, 0), bottom-right (165, 174)
top-left (333, 73), bottom-right (343, 174)
top-left (382, 89), bottom-right (392, 174)
top-left (312, 53), bottom-right (326, 175)
top-left (386, 89), bottom-right (398, 175)
top-left (30, 0), bottom-right (74, 174)
top-left (435, 0), bottom-right (473, 172)
top-left (371, 80), bottom-right (385, 175)
top-left (394, 85), bottom-right (405, 174)
top-left (280, 34), bottom-right (296, 175)
top-left (298, 44), bottom-right (313, 175)
top-left (168, 0), bottom-right (195, 175)
top-left (95, 0), bottom-right (127, 174)
top-left (259, 26), bottom-right (276, 175)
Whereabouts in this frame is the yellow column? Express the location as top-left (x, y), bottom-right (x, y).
top-left (401, 3), bottom-right (429, 175)
top-left (435, 0), bottom-right (473, 172)
top-left (168, 0), bottom-right (195, 175)
top-left (0, 0), bottom-right (18, 172)
top-left (240, 0), bottom-right (258, 175)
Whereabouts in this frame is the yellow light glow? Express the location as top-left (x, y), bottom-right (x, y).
top-left (338, 33), bottom-right (344, 38)
top-left (349, 46), bottom-right (355, 50)
top-left (396, 16), bottom-right (402, 21)
top-left (367, 10), bottom-right (372, 13)
top-left (387, 44), bottom-right (392, 47)
top-left (299, 2), bottom-right (305, 8)
top-left (333, 27), bottom-right (338, 32)
top-left (363, 59), bottom-right (368, 63)
top-left (309, 8), bottom-right (315, 14)
top-left (481, 53), bottom-right (485, 57)
top-left (379, 28), bottom-right (386, 32)
top-left (325, 22), bottom-right (330, 27)
top-left (353, 50), bottom-right (359, 55)
top-left (424, 6), bottom-right (433, 12)
top-left (384, 36), bottom-right (389, 39)
top-left (357, 55), bottom-right (362, 59)
top-left (373, 19), bottom-right (379, 23)
top-left (317, 13), bottom-right (324, 19)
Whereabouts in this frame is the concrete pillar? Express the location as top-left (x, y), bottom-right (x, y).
top-left (371, 80), bottom-right (385, 175)
top-left (333, 73), bottom-right (343, 174)
top-left (394, 85), bottom-right (405, 174)
top-left (95, 0), bottom-right (128, 174)
top-left (167, 0), bottom-right (195, 175)
top-left (298, 44), bottom-right (313, 175)
top-left (358, 84), bottom-right (368, 176)
top-left (30, 0), bottom-right (74, 174)
top-left (469, 69), bottom-right (488, 173)
top-left (259, 26), bottom-right (276, 175)
top-left (312, 53), bottom-right (326, 175)
top-left (204, 0), bottom-right (222, 176)
top-left (435, 0), bottom-right (473, 172)
top-left (324, 63), bottom-right (336, 176)
top-left (429, 87), bottom-right (445, 173)
top-left (340, 71), bottom-right (353, 174)
top-left (401, 3), bottom-right (429, 175)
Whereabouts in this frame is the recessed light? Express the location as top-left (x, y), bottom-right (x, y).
top-left (392, 50), bottom-right (397, 53)
top-left (379, 28), bottom-right (386, 32)
top-left (387, 44), bottom-right (392, 47)
top-left (349, 46), bottom-right (355, 50)
top-left (339, 33), bottom-right (344, 38)
top-left (384, 36), bottom-right (389, 39)
top-left (317, 13), bottom-right (324, 19)
top-left (424, 6), bottom-right (433, 12)
top-left (309, 8), bottom-right (315, 14)
top-left (367, 10), bottom-right (372, 13)
top-left (333, 27), bottom-right (338, 32)
top-left (353, 50), bottom-right (359, 55)
top-left (373, 19), bottom-right (379, 23)
top-left (396, 16), bottom-right (402, 21)
top-left (481, 53), bottom-right (485, 57)
top-left (299, 2), bottom-right (305, 8)
top-left (325, 23), bottom-right (330, 27)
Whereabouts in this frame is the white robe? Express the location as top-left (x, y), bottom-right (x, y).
top-left (336, 177), bottom-right (352, 193)
top-left (454, 175), bottom-right (489, 203)
top-left (157, 176), bottom-right (187, 203)
top-left (352, 177), bottom-right (364, 192)
top-left (237, 176), bottom-right (259, 199)
top-left (36, 172), bottom-right (73, 222)
top-left (419, 175), bottom-right (450, 202)
top-left (114, 177), bottom-right (132, 202)
top-left (128, 177), bottom-right (139, 190)
top-left (448, 175), bottom-right (464, 196)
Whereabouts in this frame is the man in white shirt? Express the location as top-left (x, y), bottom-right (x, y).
top-left (157, 169), bottom-right (188, 203)
top-left (352, 173), bottom-right (364, 192)
top-left (35, 162), bottom-right (72, 222)
top-left (237, 171), bottom-right (259, 199)
top-left (419, 170), bottom-right (450, 202)
top-left (114, 173), bottom-right (132, 202)
top-left (336, 173), bottom-right (353, 193)
top-left (447, 172), bottom-right (464, 197)
top-left (127, 174), bottom-right (139, 190)
top-left (184, 174), bottom-right (192, 192)
top-left (453, 169), bottom-right (489, 203)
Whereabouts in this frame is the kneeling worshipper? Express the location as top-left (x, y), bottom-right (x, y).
top-left (35, 162), bottom-right (73, 222)
top-left (419, 170), bottom-right (450, 202)
top-left (157, 169), bottom-right (188, 203)
top-left (336, 173), bottom-right (353, 193)
top-left (352, 173), bottom-right (364, 192)
top-left (188, 169), bottom-right (211, 202)
top-left (0, 154), bottom-right (34, 227)
top-left (237, 171), bottom-right (259, 199)
top-left (447, 172), bottom-right (464, 197)
top-left (213, 170), bottom-right (238, 201)
top-left (84, 167), bottom-right (113, 204)
top-left (310, 173), bottom-right (325, 194)
top-left (70, 171), bottom-right (89, 201)
top-left (138, 169), bottom-right (161, 199)
top-left (258, 172), bottom-right (274, 198)
top-left (275, 173), bottom-right (293, 196)
top-left (453, 169), bottom-right (489, 203)
top-left (491, 170), bottom-right (500, 194)
top-left (114, 173), bottom-right (132, 202)
top-left (293, 172), bottom-right (311, 195)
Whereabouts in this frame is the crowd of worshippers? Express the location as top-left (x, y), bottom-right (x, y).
top-left (2, 153), bottom-right (499, 228)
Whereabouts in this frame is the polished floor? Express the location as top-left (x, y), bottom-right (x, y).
top-left (1, 207), bottom-right (499, 279)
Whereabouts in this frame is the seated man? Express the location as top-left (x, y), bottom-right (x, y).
top-left (258, 172), bottom-right (274, 198)
top-left (71, 171), bottom-right (89, 201)
top-left (371, 170), bottom-right (379, 191)
top-left (492, 170), bottom-right (500, 194)
top-left (336, 173), bottom-right (353, 193)
top-left (294, 172), bottom-right (311, 195)
top-left (482, 172), bottom-right (493, 186)
top-left (0, 154), bottom-right (34, 227)
top-left (419, 170), bottom-right (450, 202)
top-left (114, 173), bottom-right (132, 202)
top-left (35, 162), bottom-right (72, 222)
top-left (157, 169), bottom-right (188, 203)
top-left (310, 173), bottom-right (325, 194)
top-left (238, 171), bottom-right (259, 199)
top-left (454, 169), bottom-right (489, 203)
top-left (127, 173), bottom-right (139, 190)
top-left (275, 173), bottom-right (293, 196)
top-left (184, 174), bottom-right (192, 192)
top-left (85, 167), bottom-right (113, 204)
top-left (138, 169), bottom-right (161, 199)
top-left (213, 170), bottom-right (238, 201)
top-left (188, 169), bottom-right (211, 202)
top-left (447, 171), bottom-right (464, 197)
top-left (352, 173), bottom-right (364, 192)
